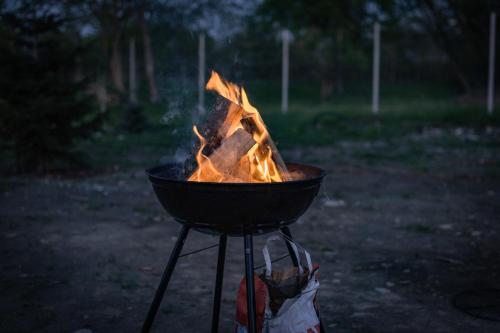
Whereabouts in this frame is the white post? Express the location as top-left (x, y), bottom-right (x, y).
top-left (487, 12), bottom-right (496, 115)
top-left (129, 37), bottom-right (137, 104)
top-left (281, 30), bottom-right (291, 114)
top-left (372, 22), bottom-right (381, 115)
top-left (198, 32), bottom-right (206, 115)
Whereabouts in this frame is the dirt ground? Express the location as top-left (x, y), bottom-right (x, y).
top-left (1, 131), bottom-right (500, 333)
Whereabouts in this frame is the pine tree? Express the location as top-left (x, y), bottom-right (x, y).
top-left (0, 5), bottom-right (101, 172)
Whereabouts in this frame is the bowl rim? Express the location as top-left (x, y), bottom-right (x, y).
top-left (146, 162), bottom-right (326, 187)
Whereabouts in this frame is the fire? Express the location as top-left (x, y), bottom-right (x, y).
top-left (188, 71), bottom-right (285, 183)
top-left (191, 125), bottom-right (223, 182)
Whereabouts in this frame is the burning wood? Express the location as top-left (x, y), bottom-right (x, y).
top-left (188, 128), bottom-right (255, 182)
top-left (186, 71), bottom-right (290, 183)
top-left (184, 97), bottom-right (242, 177)
top-left (241, 117), bottom-right (290, 181)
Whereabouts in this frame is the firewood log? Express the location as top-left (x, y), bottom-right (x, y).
top-left (189, 128), bottom-right (256, 181)
top-left (208, 128), bottom-right (255, 174)
top-left (185, 94), bottom-right (289, 181)
top-left (241, 117), bottom-right (290, 181)
top-left (184, 96), bottom-right (238, 176)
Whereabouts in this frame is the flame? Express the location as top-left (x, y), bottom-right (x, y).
top-left (191, 125), bottom-right (223, 182)
top-left (188, 71), bottom-right (284, 183)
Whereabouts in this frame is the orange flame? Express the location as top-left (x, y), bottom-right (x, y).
top-left (191, 125), bottom-right (223, 182)
top-left (188, 71), bottom-right (284, 183)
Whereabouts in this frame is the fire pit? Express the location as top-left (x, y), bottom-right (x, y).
top-left (140, 72), bottom-right (326, 333)
top-left (146, 162), bottom-right (324, 235)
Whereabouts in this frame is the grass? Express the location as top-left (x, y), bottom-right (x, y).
top-left (76, 80), bottom-right (500, 170)
top-left (262, 104), bottom-right (500, 148)
top-left (244, 80), bottom-right (500, 146)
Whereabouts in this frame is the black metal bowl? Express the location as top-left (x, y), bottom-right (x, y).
top-left (146, 163), bottom-right (325, 235)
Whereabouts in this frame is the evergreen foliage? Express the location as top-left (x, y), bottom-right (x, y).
top-left (0, 6), bottom-right (101, 172)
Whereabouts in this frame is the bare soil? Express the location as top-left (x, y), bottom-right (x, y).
top-left (1, 134), bottom-right (500, 333)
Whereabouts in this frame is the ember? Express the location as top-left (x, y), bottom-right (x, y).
top-left (187, 71), bottom-right (290, 183)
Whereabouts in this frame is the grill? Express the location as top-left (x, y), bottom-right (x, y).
top-left (141, 162), bottom-right (325, 333)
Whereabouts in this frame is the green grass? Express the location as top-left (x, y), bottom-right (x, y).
top-left (263, 106), bottom-right (500, 148)
top-left (240, 80), bottom-right (499, 148)
top-left (75, 80), bottom-right (500, 169)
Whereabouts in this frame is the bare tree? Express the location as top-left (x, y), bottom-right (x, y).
top-left (110, 27), bottom-right (125, 93)
top-left (140, 0), bottom-right (159, 103)
top-left (398, 0), bottom-right (500, 93)
top-left (88, 0), bottom-right (134, 95)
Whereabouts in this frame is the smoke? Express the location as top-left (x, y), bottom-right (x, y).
top-left (150, 1), bottom-right (262, 174)
top-left (160, 104), bottom-right (181, 125)
top-left (154, 67), bottom-right (198, 171)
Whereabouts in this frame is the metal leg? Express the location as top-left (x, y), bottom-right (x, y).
top-left (280, 226), bottom-right (299, 267)
top-left (211, 234), bottom-right (227, 333)
top-left (244, 233), bottom-right (257, 333)
top-left (141, 225), bottom-right (190, 333)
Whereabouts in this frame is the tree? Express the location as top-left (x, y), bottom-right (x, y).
top-left (140, 0), bottom-right (159, 103)
top-left (259, 0), bottom-right (368, 100)
top-left (87, 0), bottom-right (135, 97)
top-left (0, 3), bottom-right (101, 172)
top-left (374, 0), bottom-right (500, 93)
top-left (86, 0), bottom-right (161, 104)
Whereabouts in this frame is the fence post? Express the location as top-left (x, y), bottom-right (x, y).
top-left (129, 37), bottom-right (137, 104)
top-left (372, 22), bottom-right (381, 115)
top-left (281, 29), bottom-right (291, 114)
top-left (488, 12), bottom-right (496, 115)
top-left (198, 32), bottom-right (206, 115)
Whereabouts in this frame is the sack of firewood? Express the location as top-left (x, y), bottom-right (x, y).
top-left (234, 235), bottom-right (321, 333)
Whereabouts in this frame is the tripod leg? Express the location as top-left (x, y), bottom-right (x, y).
top-left (210, 234), bottom-right (227, 333)
top-left (141, 225), bottom-right (190, 333)
top-left (280, 226), bottom-right (299, 267)
top-left (243, 233), bottom-right (257, 333)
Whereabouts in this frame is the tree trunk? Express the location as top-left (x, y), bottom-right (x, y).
top-left (141, 3), bottom-right (159, 103)
top-left (334, 29), bottom-right (344, 94)
top-left (421, 0), bottom-right (472, 93)
top-left (96, 76), bottom-right (108, 112)
top-left (129, 37), bottom-right (137, 104)
top-left (74, 54), bottom-right (83, 82)
top-left (110, 30), bottom-right (125, 94)
top-left (320, 77), bottom-right (334, 102)
top-left (449, 57), bottom-right (471, 93)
